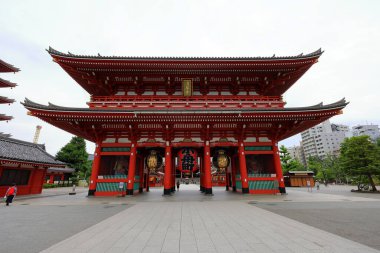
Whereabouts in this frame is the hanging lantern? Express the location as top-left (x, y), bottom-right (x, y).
top-left (146, 150), bottom-right (162, 174)
top-left (212, 149), bottom-right (230, 173)
top-left (177, 148), bottom-right (198, 172)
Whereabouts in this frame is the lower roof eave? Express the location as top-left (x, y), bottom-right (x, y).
top-left (0, 158), bottom-right (66, 168)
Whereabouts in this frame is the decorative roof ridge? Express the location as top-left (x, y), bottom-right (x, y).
top-left (0, 58), bottom-right (20, 72)
top-left (0, 77), bottom-right (17, 87)
top-left (47, 47), bottom-right (323, 61)
top-left (23, 97), bottom-right (348, 112)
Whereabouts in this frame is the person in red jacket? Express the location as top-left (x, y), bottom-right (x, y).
top-left (4, 183), bottom-right (17, 206)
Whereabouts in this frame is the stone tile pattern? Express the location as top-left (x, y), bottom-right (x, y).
top-left (41, 201), bottom-right (379, 253)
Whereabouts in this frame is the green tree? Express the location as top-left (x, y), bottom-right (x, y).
top-left (340, 135), bottom-right (380, 191)
top-left (56, 137), bottom-right (90, 182)
top-left (280, 145), bottom-right (305, 174)
top-left (308, 155), bottom-right (342, 183)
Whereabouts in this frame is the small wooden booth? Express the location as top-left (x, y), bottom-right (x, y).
top-left (284, 171), bottom-right (314, 187)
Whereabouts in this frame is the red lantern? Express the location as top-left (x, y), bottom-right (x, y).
top-left (177, 148), bottom-right (198, 172)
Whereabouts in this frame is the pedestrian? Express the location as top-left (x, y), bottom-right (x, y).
top-left (316, 181), bottom-right (320, 190)
top-left (306, 180), bottom-right (311, 192)
top-left (176, 180), bottom-right (180, 191)
top-left (4, 183), bottom-right (17, 206)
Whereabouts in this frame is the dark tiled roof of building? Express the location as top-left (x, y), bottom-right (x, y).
top-left (0, 136), bottom-right (65, 166)
top-left (0, 59), bottom-right (20, 72)
top-left (48, 47), bottom-right (323, 61)
top-left (0, 78), bottom-right (17, 88)
top-left (0, 114), bottom-right (12, 121)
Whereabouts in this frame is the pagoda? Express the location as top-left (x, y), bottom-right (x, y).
top-left (23, 47), bottom-right (348, 196)
top-left (0, 58), bottom-right (19, 122)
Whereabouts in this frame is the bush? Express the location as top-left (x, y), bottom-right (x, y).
top-left (43, 183), bottom-right (59, 189)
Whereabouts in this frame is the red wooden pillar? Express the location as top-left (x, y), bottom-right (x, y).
top-left (49, 174), bottom-right (54, 184)
top-left (199, 157), bottom-right (204, 192)
top-left (231, 155), bottom-right (237, 191)
top-left (238, 141), bottom-right (249, 194)
top-left (171, 155), bottom-right (176, 192)
top-left (204, 141), bottom-right (212, 195)
top-left (139, 156), bottom-right (144, 193)
top-left (89, 143), bottom-right (101, 196)
top-left (225, 171), bottom-right (229, 191)
top-left (163, 142), bottom-right (172, 195)
top-left (273, 142), bottom-right (286, 194)
top-left (127, 143), bottom-right (137, 195)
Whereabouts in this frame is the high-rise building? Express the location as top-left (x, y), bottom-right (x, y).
top-left (301, 120), bottom-right (350, 161)
top-left (352, 125), bottom-right (380, 141)
top-left (287, 143), bottom-right (306, 166)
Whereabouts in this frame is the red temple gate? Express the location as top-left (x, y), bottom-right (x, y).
top-left (23, 48), bottom-right (347, 196)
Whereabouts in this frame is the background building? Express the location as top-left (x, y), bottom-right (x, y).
top-left (300, 120), bottom-right (351, 162)
top-left (352, 124), bottom-right (380, 141)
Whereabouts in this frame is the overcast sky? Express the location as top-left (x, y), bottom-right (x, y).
top-left (1, 0), bottom-right (379, 156)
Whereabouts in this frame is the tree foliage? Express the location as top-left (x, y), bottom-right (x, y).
top-left (307, 155), bottom-right (343, 183)
top-left (340, 135), bottom-right (380, 191)
top-left (279, 145), bottom-right (305, 174)
top-left (56, 137), bottom-right (91, 182)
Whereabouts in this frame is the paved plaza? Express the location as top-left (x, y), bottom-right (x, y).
top-left (1, 185), bottom-right (380, 253)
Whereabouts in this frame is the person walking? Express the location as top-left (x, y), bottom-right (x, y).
top-left (4, 183), bottom-right (17, 206)
top-left (316, 181), bottom-right (320, 190)
top-left (306, 180), bottom-right (312, 192)
top-left (176, 180), bottom-right (180, 191)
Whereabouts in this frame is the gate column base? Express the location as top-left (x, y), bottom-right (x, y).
top-left (205, 188), bottom-right (213, 195)
top-left (242, 187), bottom-right (249, 194)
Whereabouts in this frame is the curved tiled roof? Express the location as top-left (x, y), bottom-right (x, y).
top-left (47, 47), bottom-right (323, 61)
top-left (0, 136), bottom-right (65, 166)
top-left (22, 98), bottom-right (348, 114)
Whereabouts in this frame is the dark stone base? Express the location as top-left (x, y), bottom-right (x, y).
top-left (139, 188), bottom-right (143, 193)
top-left (88, 189), bottom-right (95, 196)
top-left (171, 187), bottom-right (176, 192)
top-left (242, 187), bottom-right (249, 194)
top-left (279, 187), bottom-right (286, 194)
top-left (232, 186), bottom-right (236, 192)
top-left (146, 186), bottom-right (149, 192)
top-left (163, 188), bottom-right (171, 195)
top-left (200, 186), bottom-right (205, 192)
top-left (205, 188), bottom-right (213, 195)
top-left (226, 186), bottom-right (229, 191)
top-left (126, 189), bottom-right (134, 195)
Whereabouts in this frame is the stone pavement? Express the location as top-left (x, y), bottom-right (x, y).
top-left (39, 185), bottom-right (380, 253)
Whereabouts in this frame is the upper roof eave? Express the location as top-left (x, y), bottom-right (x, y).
top-left (22, 98), bottom-right (348, 114)
top-left (47, 47), bottom-right (323, 62)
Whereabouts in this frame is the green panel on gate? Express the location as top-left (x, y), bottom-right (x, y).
top-left (248, 180), bottom-right (274, 190)
top-left (101, 147), bottom-right (131, 152)
top-left (245, 146), bottom-right (272, 151)
top-left (248, 174), bottom-right (272, 177)
top-left (236, 180), bottom-right (242, 189)
top-left (96, 182), bottom-right (126, 192)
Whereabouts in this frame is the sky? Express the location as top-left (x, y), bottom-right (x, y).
top-left (1, 0), bottom-right (379, 156)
